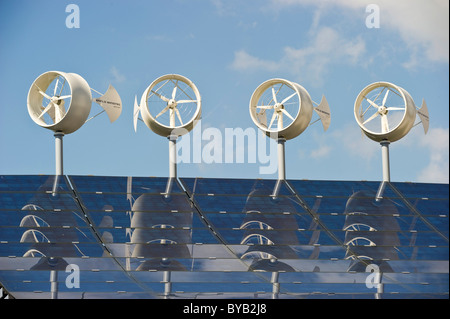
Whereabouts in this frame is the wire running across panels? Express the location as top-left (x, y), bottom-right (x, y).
top-left (0, 175), bottom-right (448, 299)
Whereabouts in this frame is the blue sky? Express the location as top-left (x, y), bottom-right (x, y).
top-left (0, 0), bottom-right (448, 183)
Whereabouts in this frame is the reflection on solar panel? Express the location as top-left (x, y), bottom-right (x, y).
top-left (0, 175), bottom-right (448, 299)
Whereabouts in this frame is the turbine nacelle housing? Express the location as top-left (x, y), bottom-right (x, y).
top-left (27, 71), bottom-right (122, 135)
top-left (354, 81), bottom-right (429, 143)
top-left (249, 78), bottom-right (330, 140)
top-left (134, 74), bottom-right (202, 138)
top-left (28, 71), bottom-right (91, 134)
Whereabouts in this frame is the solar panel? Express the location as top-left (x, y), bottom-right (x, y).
top-left (0, 175), bottom-right (448, 299)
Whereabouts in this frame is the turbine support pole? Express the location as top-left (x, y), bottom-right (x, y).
top-left (277, 138), bottom-right (286, 180)
top-left (380, 140), bottom-right (390, 182)
top-left (271, 270), bottom-right (280, 299)
top-left (163, 270), bottom-right (172, 299)
top-left (50, 269), bottom-right (58, 299)
top-left (168, 135), bottom-right (177, 179)
top-left (272, 137), bottom-right (286, 198)
top-left (54, 131), bottom-right (64, 176)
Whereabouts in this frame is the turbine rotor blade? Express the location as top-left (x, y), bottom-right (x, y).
top-left (38, 101), bottom-right (54, 119)
top-left (151, 90), bottom-right (169, 102)
top-left (38, 90), bottom-right (52, 100)
top-left (382, 89), bottom-right (389, 107)
top-left (177, 99), bottom-right (197, 104)
top-left (281, 108), bottom-right (295, 121)
top-left (365, 97), bottom-right (379, 109)
top-left (386, 107), bottom-right (404, 111)
top-left (175, 108), bottom-right (183, 125)
top-left (53, 78), bottom-right (59, 96)
top-left (281, 92), bottom-right (297, 105)
top-left (268, 112), bottom-right (277, 129)
top-left (35, 84), bottom-right (52, 100)
top-left (54, 101), bottom-right (63, 123)
top-left (381, 114), bottom-right (389, 133)
top-left (272, 87), bottom-right (278, 104)
top-left (155, 105), bottom-right (170, 119)
top-left (256, 105), bottom-right (273, 109)
top-left (172, 86), bottom-right (177, 100)
top-left (54, 95), bottom-right (71, 100)
top-left (58, 78), bottom-right (66, 97)
top-left (363, 111), bottom-right (379, 125)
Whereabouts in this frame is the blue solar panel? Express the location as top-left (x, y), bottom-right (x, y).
top-left (180, 177), bottom-right (293, 196)
top-left (69, 175), bottom-right (185, 194)
top-left (0, 175), bottom-right (448, 299)
top-left (0, 175), bottom-right (71, 192)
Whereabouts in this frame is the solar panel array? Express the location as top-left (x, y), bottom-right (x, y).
top-left (0, 175), bottom-right (448, 299)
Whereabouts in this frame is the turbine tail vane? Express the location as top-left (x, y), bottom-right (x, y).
top-left (133, 95), bottom-right (140, 132)
top-left (93, 84), bottom-right (122, 123)
top-left (313, 95), bottom-right (331, 132)
top-left (417, 99), bottom-right (429, 134)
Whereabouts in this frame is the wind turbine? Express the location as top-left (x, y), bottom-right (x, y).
top-left (249, 78), bottom-right (331, 195)
top-left (354, 81), bottom-right (429, 182)
top-left (134, 74), bottom-right (201, 178)
top-left (27, 71), bottom-right (122, 175)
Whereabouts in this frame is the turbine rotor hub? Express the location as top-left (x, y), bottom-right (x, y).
top-left (378, 105), bottom-right (387, 114)
top-left (274, 102), bottom-right (284, 112)
top-left (168, 99), bottom-right (177, 109)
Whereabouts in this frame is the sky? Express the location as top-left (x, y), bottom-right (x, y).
top-left (0, 0), bottom-right (448, 183)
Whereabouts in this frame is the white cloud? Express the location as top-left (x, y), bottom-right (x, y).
top-left (231, 26), bottom-right (366, 85)
top-left (307, 130), bottom-right (333, 159)
top-left (330, 122), bottom-right (379, 161)
top-left (329, 125), bottom-right (449, 183)
top-left (378, 0), bottom-right (449, 64)
top-left (270, 0), bottom-right (449, 65)
top-left (210, 0), bottom-right (236, 16)
top-left (232, 0), bottom-right (449, 80)
top-left (295, 122), bottom-right (377, 162)
top-left (310, 144), bottom-right (331, 159)
top-left (417, 127), bottom-right (449, 183)
top-left (281, 27), bottom-right (366, 85)
top-left (110, 66), bottom-right (125, 83)
top-left (230, 50), bottom-right (280, 72)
